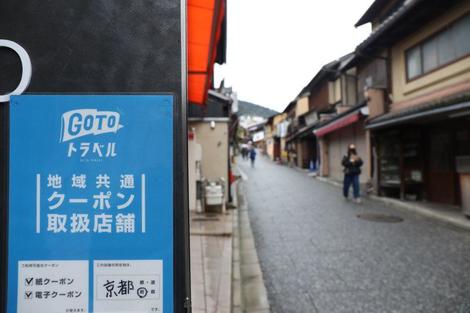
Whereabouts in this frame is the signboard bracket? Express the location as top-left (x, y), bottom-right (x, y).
top-left (184, 297), bottom-right (191, 312)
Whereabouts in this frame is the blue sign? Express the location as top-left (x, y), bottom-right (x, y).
top-left (8, 95), bottom-right (174, 313)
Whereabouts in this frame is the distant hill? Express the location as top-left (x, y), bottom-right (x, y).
top-left (237, 100), bottom-right (278, 119)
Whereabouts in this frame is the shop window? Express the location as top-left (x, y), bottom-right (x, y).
top-left (378, 131), bottom-right (401, 186)
top-left (406, 14), bottom-right (470, 80)
top-left (378, 129), bottom-right (425, 200)
top-left (429, 131), bottom-right (452, 172)
top-left (456, 130), bottom-right (470, 156)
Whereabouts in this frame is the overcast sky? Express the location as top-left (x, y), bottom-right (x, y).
top-left (214, 0), bottom-right (374, 112)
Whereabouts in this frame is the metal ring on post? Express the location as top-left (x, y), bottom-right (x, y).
top-left (0, 39), bottom-right (32, 103)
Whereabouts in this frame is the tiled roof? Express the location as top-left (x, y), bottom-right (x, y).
top-left (356, 0), bottom-right (422, 53)
top-left (296, 52), bottom-right (355, 101)
top-left (314, 102), bottom-right (367, 130)
top-left (366, 92), bottom-right (470, 129)
top-left (355, 0), bottom-right (397, 27)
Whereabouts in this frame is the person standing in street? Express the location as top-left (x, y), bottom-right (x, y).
top-left (342, 144), bottom-right (363, 203)
top-left (249, 147), bottom-right (257, 168)
top-left (241, 145), bottom-right (248, 160)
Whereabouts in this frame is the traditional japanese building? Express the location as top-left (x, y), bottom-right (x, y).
top-left (358, 0), bottom-right (470, 211)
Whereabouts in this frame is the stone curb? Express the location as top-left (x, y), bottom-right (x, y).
top-left (314, 176), bottom-right (470, 232)
top-left (234, 169), bottom-right (271, 313)
top-left (232, 204), bottom-right (242, 313)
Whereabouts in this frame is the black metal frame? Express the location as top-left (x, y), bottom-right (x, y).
top-left (173, 82), bottom-right (192, 313)
top-left (0, 102), bottom-right (9, 313)
top-left (178, 0), bottom-right (191, 310)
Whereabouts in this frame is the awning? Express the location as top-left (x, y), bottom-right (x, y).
top-left (188, 0), bottom-right (226, 105)
top-left (314, 111), bottom-right (361, 137)
top-left (366, 97), bottom-right (470, 130)
top-left (285, 123), bottom-right (317, 142)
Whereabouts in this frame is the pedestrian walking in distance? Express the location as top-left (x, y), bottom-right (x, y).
top-left (249, 148), bottom-right (257, 168)
top-left (342, 144), bottom-right (363, 203)
top-left (241, 145), bottom-right (248, 160)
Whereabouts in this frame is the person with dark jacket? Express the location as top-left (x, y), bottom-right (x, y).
top-left (342, 144), bottom-right (363, 203)
top-left (249, 148), bottom-right (257, 168)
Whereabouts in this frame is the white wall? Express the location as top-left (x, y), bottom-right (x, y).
top-left (189, 121), bottom-right (229, 204)
top-left (188, 135), bottom-right (202, 212)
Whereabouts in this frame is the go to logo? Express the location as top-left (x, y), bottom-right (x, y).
top-left (60, 109), bottom-right (124, 142)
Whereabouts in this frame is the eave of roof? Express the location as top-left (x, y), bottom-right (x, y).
top-left (366, 92), bottom-right (470, 129)
top-left (355, 0), bottom-right (393, 27)
top-left (356, 0), bottom-right (422, 53)
top-left (296, 52), bottom-right (355, 103)
top-left (304, 60), bottom-right (340, 91)
top-left (286, 122), bottom-right (319, 142)
top-left (283, 100), bottom-right (297, 114)
top-left (314, 111), bottom-right (362, 137)
top-left (315, 102), bottom-right (367, 130)
top-left (208, 89), bottom-right (232, 102)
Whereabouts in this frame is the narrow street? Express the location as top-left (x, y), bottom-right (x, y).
top-left (238, 155), bottom-right (470, 313)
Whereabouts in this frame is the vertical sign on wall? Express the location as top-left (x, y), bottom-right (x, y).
top-left (7, 95), bottom-right (174, 313)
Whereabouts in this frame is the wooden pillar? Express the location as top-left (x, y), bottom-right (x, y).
top-left (399, 132), bottom-right (405, 200)
top-left (320, 137), bottom-right (329, 177)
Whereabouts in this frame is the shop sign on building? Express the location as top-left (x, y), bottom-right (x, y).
top-left (252, 131), bottom-right (265, 142)
top-left (7, 95), bottom-right (174, 313)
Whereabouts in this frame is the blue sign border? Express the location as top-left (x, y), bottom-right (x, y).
top-left (7, 95), bottom-right (174, 312)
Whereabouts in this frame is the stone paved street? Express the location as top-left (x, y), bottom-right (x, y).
top-left (238, 155), bottom-right (470, 313)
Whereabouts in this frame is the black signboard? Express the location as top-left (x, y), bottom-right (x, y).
top-left (0, 1), bottom-right (190, 312)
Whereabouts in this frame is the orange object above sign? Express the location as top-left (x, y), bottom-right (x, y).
top-left (188, 0), bottom-right (225, 105)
